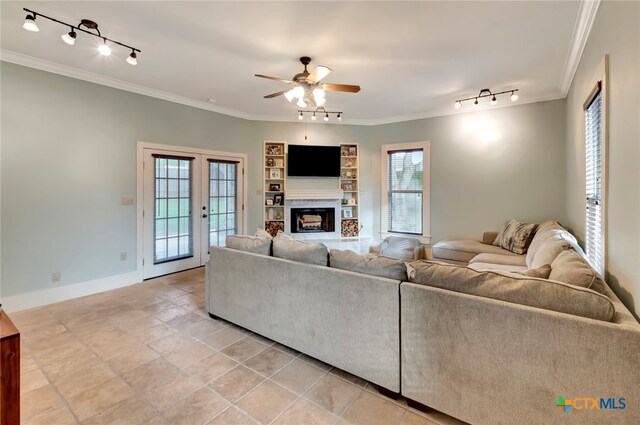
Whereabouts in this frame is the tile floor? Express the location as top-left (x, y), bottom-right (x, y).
top-left (14, 268), bottom-right (466, 425)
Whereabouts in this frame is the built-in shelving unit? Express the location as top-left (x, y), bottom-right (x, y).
top-left (263, 141), bottom-right (286, 236)
top-left (340, 144), bottom-right (359, 237)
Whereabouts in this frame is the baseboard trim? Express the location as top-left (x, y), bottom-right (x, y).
top-left (0, 272), bottom-right (140, 313)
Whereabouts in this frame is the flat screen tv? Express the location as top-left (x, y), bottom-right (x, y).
top-left (287, 145), bottom-right (341, 177)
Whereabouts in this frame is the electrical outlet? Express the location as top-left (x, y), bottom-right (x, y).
top-left (121, 197), bottom-right (135, 205)
top-left (120, 251), bottom-right (127, 261)
top-left (52, 272), bottom-right (61, 282)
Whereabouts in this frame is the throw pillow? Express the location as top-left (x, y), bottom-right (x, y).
top-left (408, 260), bottom-right (614, 321)
top-left (255, 228), bottom-right (273, 239)
top-left (226, 234), bottom-right (272, 256)
top-left (272, 232), bottom-right (328, 266)
top-left (493, 219), bottom-right (538, 255)
top-left (518, 264), bottom-right (551, 279)
top-left (549, 249), bottom-right (607, 295)
top-left (329, 250), bottom-right (407, 281)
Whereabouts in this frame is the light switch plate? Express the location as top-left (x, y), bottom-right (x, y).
top-left (121, 197), bottom-right (134, 205)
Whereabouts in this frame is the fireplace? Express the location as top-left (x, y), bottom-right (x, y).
top-left (291, 208), bottom-right (335, 233)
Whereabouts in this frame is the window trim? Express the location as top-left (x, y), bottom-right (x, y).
top-left (380, 141), bottom-right (431, 244)
top-left (583, 58), bottom-right (608, 276)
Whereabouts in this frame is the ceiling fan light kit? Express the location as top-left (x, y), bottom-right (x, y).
top-left (256, 56), bottom-right (360, 118)
top-left (21, 8), bottom-right (141, 65)
top-left (455, 88), bottom-right (519, 109)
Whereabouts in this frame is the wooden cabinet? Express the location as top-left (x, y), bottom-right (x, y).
top-left (340, 144), bottom-right (360, 237)
top-left (263, 142), bottom-right (286, 236)
top-left (1, 310), bottom-right (20, 425)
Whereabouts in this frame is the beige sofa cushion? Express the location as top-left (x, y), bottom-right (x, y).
top-left (408, 260), bottom-right (614, 321)
top-left (469, 253), bottom-right (526, 267)
top-left (329, 249), bottom-right (407, 281)
top-left (226, 235), bottom-right (272, 256)
top-left (467, 262), bottom-right (527, 272)
top-left (530, 237), bottom-right (572, 269)
top-left (432, 240), bottom-right (518, 263)
top-left (550, 250), bottom-right (607, 295)
top-left (525, 221), bottom-right (566, 266)
top-left (493, 219), bottom-right (538, 255)
top-left (273, 233), bottom-right (328, 266)
top-left (518, 264), bottom-right (552, 279)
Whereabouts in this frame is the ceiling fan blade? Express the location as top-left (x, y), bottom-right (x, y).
top-left (255, 74), bottom-right (295, 84)
top-left (263, 90), bottom-right (289, 99)
top-left (322, 83), bottom-right (361, 93)
top-left (306, 66), bottom-right (332, 83)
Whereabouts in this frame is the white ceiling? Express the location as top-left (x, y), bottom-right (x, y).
top-left (1, 1), bottom-right (595, 125)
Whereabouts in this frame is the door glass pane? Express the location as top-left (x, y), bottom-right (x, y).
top-left (154, 157), bottom-right (194, 264)
top-left (209, 161), bottom-right (239, 247)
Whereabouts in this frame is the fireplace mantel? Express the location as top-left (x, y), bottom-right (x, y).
top-left (285, 189), bottom-right (343, 201)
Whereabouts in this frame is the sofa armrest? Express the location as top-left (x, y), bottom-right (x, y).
top-left (413, 245), bottom-right (425, 260)
top-left (482, 231), bottom-right (498, 245)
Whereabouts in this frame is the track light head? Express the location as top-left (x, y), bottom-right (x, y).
top-left (511, 91), bottom-right (519, 102)
top-left (23, 14), bottom-right (39, 32)
top-left (98, 39), bottom-right (111, 56)
top-left (126, 51), bottom-right (137, 65)
top-left (311, 113), bottom-right (317, 121)
top-left (324, 113), bottom-right (329, 122)
top-left (337, 113), bottom-right (342, 121)
top-left (474, 98), bottom-right (479, 105)
top-left (454, 101), bottom-right (461, 109)
top-left (490, 95), bottom-right (497, 105)
top-left (298, 112), bottom-right (304, 120)
top-left (61, 29), bottom-right (77, 46)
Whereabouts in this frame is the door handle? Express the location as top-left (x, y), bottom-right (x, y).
top-left (202, 214), bottom-right (208, 218)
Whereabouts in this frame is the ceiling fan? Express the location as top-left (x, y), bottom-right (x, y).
top-left (255, 56), bottom-right (361, 108)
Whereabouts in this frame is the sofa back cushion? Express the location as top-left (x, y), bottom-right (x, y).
top-left (550, 249), bottom-right (607, 295)
top-left (525, 221), bottom-right (566, 266)
top-left (330, 249), bottom-right (407, 281)
top-left (530, 236), bottom-right (572, 269)
top-left (226, 235), bottom-right (272, 256)
top-left (493, 219), bottom-right (539, 255)
top-left (408, 260), bottom-right (614, 321)
top-left (273, 232), bottom-right (328, 266)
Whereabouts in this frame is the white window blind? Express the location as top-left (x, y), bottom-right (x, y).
top-left (387, 149), bottom-right (424, 235)
top-left (584, 81), bottom-right (604, 275)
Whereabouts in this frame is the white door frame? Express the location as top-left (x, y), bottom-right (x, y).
top-left (136, 141), bottom-right (248, 281)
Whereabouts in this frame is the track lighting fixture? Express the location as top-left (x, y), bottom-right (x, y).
top-left (21, 8), bottom-right (141, 65)
top-left (61, 28), bottom-right (77, 45)
top-left (23, 14), bottom-right (39, 32)
top-left (296, 108), bottom-right (343, 122)
top-left (455, 88), bottom-right (519, 109)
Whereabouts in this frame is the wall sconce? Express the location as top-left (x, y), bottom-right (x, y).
top-left (455, 88), bottom-right (519, 109)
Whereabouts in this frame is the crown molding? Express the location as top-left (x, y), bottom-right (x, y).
top-left (559, 0), bottom-right (601, 96)
top-left (1, 48), bottom-right (569, 127)
top-left (0, 49), bottom-right (253, 120)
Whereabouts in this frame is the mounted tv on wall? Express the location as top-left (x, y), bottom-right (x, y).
top-left (287, 145), bottom-right (341, 177)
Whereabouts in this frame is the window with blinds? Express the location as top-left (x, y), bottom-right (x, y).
top-left (208, 160), bottom-right (239, 247)
top-left (387, 149), bottom-right (424, 235)
top-left (584, 81), bottom-right (604, 275)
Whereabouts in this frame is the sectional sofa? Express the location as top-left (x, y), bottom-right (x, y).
top-left (206, 226), bottom-right (640, 425)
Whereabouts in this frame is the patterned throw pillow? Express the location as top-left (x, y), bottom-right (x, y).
top-left (493, 219), bottom-right (539, 255)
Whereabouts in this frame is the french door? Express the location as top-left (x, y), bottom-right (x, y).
top-left (142, 147), bottom-right (244, 279)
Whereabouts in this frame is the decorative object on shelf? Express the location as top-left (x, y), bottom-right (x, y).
top-left (297, 108), bottom-right (343, 122)
top-left (454, 88), bottom-right (519, 109)
top-left (266, 158), bottom-right (274, 167)
top-left (275, 209), bottom-right (283, 220)
top-left (274, 195), bottom-right (283, 205)
top-left (21, 8), bottom-right (141, 65)
top-left (341, 219), bottom-right (360, 237)
top-left (270, 168), bottom-right (281, 179)
top-left (344, 159), bottom-right (353, 167)
top-left (342, 183), bottom-right (353, 191)
top-left (347, 198), bottom-right (357, 206)
top-left (265, 221), bottom-right (284, 237)
top-left (267, 145), bottom-right (283, 155)
top-left (343, 209), bottom-right (353, 219)
top-left (274, 158), bottom-right (284, 167)
top-left (348, 146), bottom-right (357, 156)
top-left (269, 183), bottom-right (281, 192)
top-left (255, 56), bottom-right (361, 109)
top-left (266, 199), bottom-right (274, 206)
top-left (268, 208), bottom-right (275, 220)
